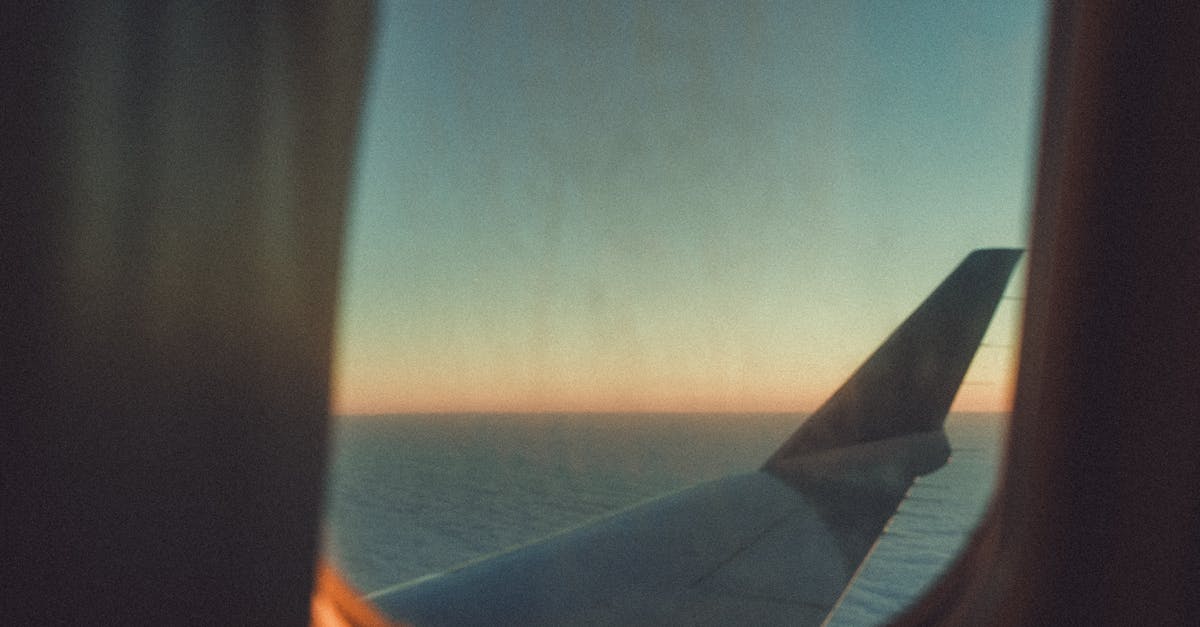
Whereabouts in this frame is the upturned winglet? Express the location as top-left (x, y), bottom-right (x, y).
top-left (765, 248), bottom-right (1022, 477)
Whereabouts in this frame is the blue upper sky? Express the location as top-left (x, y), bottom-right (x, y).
top-left (333, 1), bottom-right (1046, 414)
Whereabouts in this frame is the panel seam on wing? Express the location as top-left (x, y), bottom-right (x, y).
top-left (694, 589), bottom-right (834, 612)
top-left (687, 511), bottom-right (797, 588)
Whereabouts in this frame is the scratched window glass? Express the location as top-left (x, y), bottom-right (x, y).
top-left (323, 2), bottom-right (1046, 624)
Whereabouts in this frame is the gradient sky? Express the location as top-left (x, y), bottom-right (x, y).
top-left (331, 1), bottom-right (1046, 415)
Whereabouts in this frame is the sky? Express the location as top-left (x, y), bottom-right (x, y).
top-left (331, 0), bottom-right (1047, 415)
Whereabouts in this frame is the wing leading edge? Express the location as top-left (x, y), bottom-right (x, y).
top-left (371, 249), bottom-right (1022, 626)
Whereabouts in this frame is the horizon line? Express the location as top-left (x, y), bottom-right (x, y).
top-left (330, 409), bottom-right (1012, 419)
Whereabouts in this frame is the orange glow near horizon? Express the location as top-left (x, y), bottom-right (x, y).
top-left (328, 253), bottom-right (1025, 418)
top-left (329, 294), bottom-right (1022, 416)
top-left (948, 380), bottom-right (1016, 414)
top-left (329, 339), bottom-right (1018, 416)
top-left (331, 375), bottom-right (1014, 416)
top-left (330, 363), bottom-right (839, 416)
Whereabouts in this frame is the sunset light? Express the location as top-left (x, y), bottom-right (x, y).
top-left (330, 1), bottom-right (1039, 416)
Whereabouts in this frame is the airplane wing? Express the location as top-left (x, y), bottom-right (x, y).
top-left (369, 249), bottom-right (1022, 626)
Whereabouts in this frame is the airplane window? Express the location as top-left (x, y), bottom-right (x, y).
top-left (322, 1), bottom-right (1046, 624)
